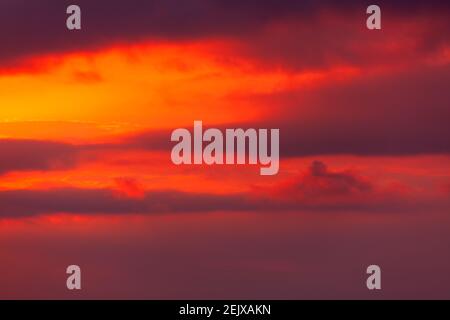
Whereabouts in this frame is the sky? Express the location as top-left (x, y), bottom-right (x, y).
top-left (0, 0), bottom-right (449, 299)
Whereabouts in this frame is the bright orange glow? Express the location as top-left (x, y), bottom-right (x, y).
top-left (0, 42), bottom-right (365, 142)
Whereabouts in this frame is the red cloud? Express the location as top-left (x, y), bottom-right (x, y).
top-left (114, 177), bottom-right (146, 199)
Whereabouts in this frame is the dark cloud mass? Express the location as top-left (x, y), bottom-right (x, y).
top-left (283, 160), bottom-right (373, 198)
top-left (0, 0), bottom-right (449, 69)
top-left (0, 188), bottom-right (252, 218)
top-left (0, 139), bottom-right (78, 174)
top-left (275, 65), bottom-right (450, 156)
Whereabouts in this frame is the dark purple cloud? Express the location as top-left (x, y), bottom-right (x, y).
top-left (0, 0), bottom-right (449, 70)
top-left (0, 139), bottom-right (78, 174)
top-left (276, 65), bottom-right (450, 156)
top-left (278, 160), bottom-right (373, 198)
top-left (0, 187), bottom-right (252, 218)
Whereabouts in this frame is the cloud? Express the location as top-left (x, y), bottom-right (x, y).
top-left (1, 161), bottom-right (448, 218)
top-left (0, 187), bottom-right (251, 218)
top-left (273, 160), bottom-right (373, 199)
top-left (3, 207), bottom-right (450, 299)
top-left (268, 64), bottom-right (450, 156)
top-left (103, 63), bottom-right (450, 158)
top-left (0, 0), bottom-right (449, 71)
top-left (113, 177), bottom-right (146, 199)
top-left (0, 139), bottom-right (78, 174)
top-left (0, 61), bottom-right (448, 176)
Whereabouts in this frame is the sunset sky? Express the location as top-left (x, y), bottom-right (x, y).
top-left (1, 0), bottom-right (450, 299)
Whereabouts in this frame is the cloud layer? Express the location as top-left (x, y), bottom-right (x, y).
top-left (1, 161), bottom-right (448, 218)
top-left (1, 0), bottom-right (449, 70)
